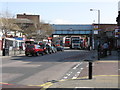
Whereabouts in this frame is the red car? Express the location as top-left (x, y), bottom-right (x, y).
top-left (25, 44), bottom-right (44, 56)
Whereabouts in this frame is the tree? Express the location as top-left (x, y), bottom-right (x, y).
top-left (0, 11), bottom-right (23, 56)
top-left (116, 11), bottom-right (120, 26)
top-left (0, 11), bottom-right (22, 36)
top-left (15, 19), bottom-right (54, 41)
top-left (32, 22), bottom-right (54, 41)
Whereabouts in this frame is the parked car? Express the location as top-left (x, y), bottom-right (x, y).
top-left (39, 43), bottom-right (53, 54)
top-left (56, 46), bottom-right (64, 51)
top-left (25, 44), bottom-right (44, 56)
top-left (45, 44), bottom-right (53, 54)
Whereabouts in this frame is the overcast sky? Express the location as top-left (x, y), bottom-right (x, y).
top-left (0, 0), bottom-right (119, 24)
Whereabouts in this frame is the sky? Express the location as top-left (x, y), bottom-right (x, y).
top-left (0, 0), bottom-right (119, 24)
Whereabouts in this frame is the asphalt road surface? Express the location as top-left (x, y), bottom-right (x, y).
top-left (1, 49), bottom-right (94, 87)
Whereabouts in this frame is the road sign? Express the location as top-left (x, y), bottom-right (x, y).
top-left (115, 28), bottom-right (120, 38)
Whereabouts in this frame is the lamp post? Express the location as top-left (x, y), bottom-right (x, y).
top-left (90, 9), bottom-right (100, 60)
top-left (90, 9), bottom-right (100, 26)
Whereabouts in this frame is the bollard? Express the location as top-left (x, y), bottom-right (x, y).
top-left (97, 46), bottom-right (100, 60)
top-left (89, 62), bottom-right (92, 79)
top-left (2, 48), bottom-right (9, 56)
top-left (84, 59), bottom-right (94, 80)
top-left (98, 51), bottom-right (100, 60)
top-left (2, 48), bottom-right (5, 56)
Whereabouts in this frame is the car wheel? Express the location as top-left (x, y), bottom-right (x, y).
top-left (44, 50), bottom-right (48, 54)
top-left (41, 53), bottom-right (44, 56)
top-left (25, 54), bottom-right (29, 56)
top-left (36, 52), bottom-right (39, 56)
top-left (49, 51), bottom-right (51, 54)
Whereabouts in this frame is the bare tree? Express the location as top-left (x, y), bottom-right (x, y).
top-left (0, 11), bottom-right (23, 56)
top-left (34, 22), bottom-right (54, 41)
top-left (0, 11), bottom-right (22, 36)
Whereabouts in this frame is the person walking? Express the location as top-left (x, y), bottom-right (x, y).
top-left (108, 42), bottom-right (112, 55)
top-left (102, 42), bottom-right (109, 57)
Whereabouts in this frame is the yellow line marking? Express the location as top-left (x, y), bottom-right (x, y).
top-left (93, 75), bottom-right (120, 77)
top-left (76, 75), bottom-right (120, 80)
top-left (96, 61), bottom-right (120, 63)
top-left (0, 82), bottom-right (14, 85)
top-left (75, 87), bottom-right (118, 88)
top-left (0, 82), bottom-right (9, 84)
top-left (28, 74), bottom-right (120, 89)
top-left (28, 82), bottom-right (53, 89)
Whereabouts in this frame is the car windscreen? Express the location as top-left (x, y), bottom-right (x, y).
top-left (72, 40), bottom-right (80, 43)
top-left (27, 45), bottom-right (34, 48)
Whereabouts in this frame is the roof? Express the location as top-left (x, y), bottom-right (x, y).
top-left (13, 18), bottom-right (34, 24)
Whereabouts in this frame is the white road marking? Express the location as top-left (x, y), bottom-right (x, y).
top-left (64, 77), bottom-right (68, 79)
top-left (73, 62), bottom-right (82, 69)
top-left (72, 77), bottom-right (77, 79)
top-left (81, 68), bottom-right (83, 70)
top-left (77, 72), bottom-right (80, 73)
top-left (86, 65), bottom-right (88, 68)
top-left (73, 67), bottom-right (84, 79)
top-left (74, 87), bottom-right (94, 89)
top-left (62, 62), bottom-right (84, 80)
top-left (66, 74), bottom-right (71, 76)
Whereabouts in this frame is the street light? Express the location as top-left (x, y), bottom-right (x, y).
top-left (90, 9), bottom-right (101, 60)
top-left (90, 9), bottom-right (100, 26)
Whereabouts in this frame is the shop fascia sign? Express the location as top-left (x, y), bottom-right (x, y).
top-left (115, 27), bottom-right (120, 38)
top-left (93, 25), bottom-right (102, 34)
top-left (14, 37), bottom-right (23, 40)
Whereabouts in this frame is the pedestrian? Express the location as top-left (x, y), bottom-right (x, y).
top-left (97, 43), bottom-right (102, 58)
top-left (108, 42), bottom-right (112, 55)
top-left (102, 42), bottom-right (109, 56)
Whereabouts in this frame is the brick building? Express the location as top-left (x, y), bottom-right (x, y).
top-left (93, 24), bottom-right (117, 49)
top-left (17, 13), bottom-right (40, 26)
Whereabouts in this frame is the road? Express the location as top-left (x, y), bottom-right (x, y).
top-left (1, 49), bottom-right (94, 87)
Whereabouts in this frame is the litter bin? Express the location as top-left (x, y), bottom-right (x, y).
top-left (2, 48), bottom-right (9, 56)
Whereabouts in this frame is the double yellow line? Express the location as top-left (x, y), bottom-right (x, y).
top-left (96, 61), bottom-right (120, 63)
top-left (29, 82), bottom-right (53, 90)
top-left (30, 75), bottom-right (120, 90)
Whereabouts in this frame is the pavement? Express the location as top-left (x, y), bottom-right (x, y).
top-left (0, 50), bottom-right (2, 56)
top-left (0, 50), bottom-right (25, 58)
top-left (42, 50), bottom-right (120, 90)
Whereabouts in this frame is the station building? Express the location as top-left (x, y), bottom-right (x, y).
top-left (51, 24), bottom-right (117, 49)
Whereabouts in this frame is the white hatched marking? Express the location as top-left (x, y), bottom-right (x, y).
top-left (64, 77), bottom-right (68, 79)
top-left (72, 77), bottom-right (77, 79)
top-left (73, 62), bottom-right (82, 69)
